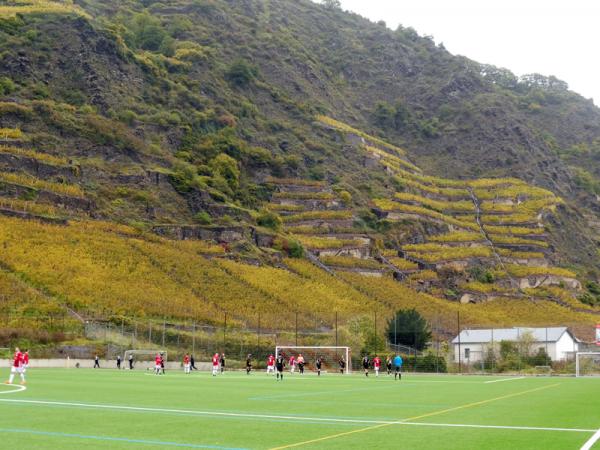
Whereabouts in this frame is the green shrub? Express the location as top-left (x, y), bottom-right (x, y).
top-left (273, 237), bottom-right (304, 258)
top-left (225, 60), bottom-right (258, 86)
top-left (339, 190), bottom-right (352, 206)
top-left (0, 77), bottom-right (16, 96)
top-left (210, 153), bottom-right (240, 192)
top-left (193, 212), bottom-right (212, 225)
top-left (257, 209), bottom-right (282, 231)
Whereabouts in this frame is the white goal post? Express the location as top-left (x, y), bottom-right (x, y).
top-left (575, 352), bottom-right (600, 377)
top-left (123, 350), bottom-right (168, 369)
top-left (275, 346), bottom-right (351, 374)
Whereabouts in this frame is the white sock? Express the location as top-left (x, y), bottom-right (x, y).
top-left (8, 374), bottom-right (14, 384)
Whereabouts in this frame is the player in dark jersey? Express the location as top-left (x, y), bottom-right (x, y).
top-left (362, 355), bottom-right (370, 377)
top-left (338, 356), bottom-right (346, 374)
top-left (275, 353), bottom-right (285, 381)
top-left (246, 354), bottom-right (252, 375)
top-left (316, 357), bottom-right (323, 376)
top-left (297, 354), bottom-right (305, 374)
top-left (386, 356), bottom-right (393, 375)
top-left (160, 353), bottom-right (165, 375)
top-left (220, 353), bottom-right (226, 374)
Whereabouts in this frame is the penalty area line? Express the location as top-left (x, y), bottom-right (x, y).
top-left (581, 427), bottom-right (600, 450)
top-left (0, 385), bottom-right (26, 395)
top-left (484, 377), bottom-right (526, 384)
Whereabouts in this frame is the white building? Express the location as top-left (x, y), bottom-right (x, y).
top-left (452, 327), bottom-right (579, 364)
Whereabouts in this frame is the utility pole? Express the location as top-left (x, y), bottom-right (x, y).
top-left (295, 312), bottom-right (298, 347)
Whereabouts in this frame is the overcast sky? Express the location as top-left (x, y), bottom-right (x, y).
top-left (336, 0), bottom-right (599, 104)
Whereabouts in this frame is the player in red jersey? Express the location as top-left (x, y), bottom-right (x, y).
top-left (289, 355), bottom-right (296, 374)
top-left (154, 353), bottom-right (162, 375)
top-left (266, 354), bottom-right (275, 375)
top-left (22, 350), bottom-right (30, 374)
top-left (212, 353), bottom-right (219, 376)
top-left (373, 355), bottom-right (382, 377)
top-left (5, 347), bottom-right (25, 385)
top-left (183, 353), bottom-right (190, 374)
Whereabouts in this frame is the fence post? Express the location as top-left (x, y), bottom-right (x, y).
top-left (162, 319), bottom-right (166, 348)
top-left (335, 311), bottom-right (338, 348)
top-left (257, 313), bottom-right (261, 352)
top-left (457, 311), bottom-right (462, 374)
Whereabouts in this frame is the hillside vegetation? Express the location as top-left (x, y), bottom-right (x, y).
top-left (0, 0), bottom-right (599, 349)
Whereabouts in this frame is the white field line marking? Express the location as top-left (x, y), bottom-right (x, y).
top-left (0, 398), bottom-right (594, 434)
top-left (581, 428), bottom-right (600, 450)
top-left (141, 373), bottom-right (481, 383)
top-left (485, 377), bottom-right (526, 384)
top-left (0, 385), bottom-right (26, 395)
top-left (404, 422), bottom-right (594, 433)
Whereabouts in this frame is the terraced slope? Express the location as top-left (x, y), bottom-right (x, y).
top-left (266, 177), bottom-right (389, 276)
top-left (319, 116), bottom-right (584, 306)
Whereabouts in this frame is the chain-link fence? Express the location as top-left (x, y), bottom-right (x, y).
top-left (0, 308), bottom-right (596, 375)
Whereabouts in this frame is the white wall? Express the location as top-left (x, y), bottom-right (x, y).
top-left (555, 333), bottom-right (578, 360)
top-left (453, 343), bottom-right (485, 363)
top-left (454, 334), bottom-right (578, 363)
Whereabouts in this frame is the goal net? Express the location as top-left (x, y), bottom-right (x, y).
top-left (275, 346), bottom-right (350, 374)
top-left (575, 352), bottom-right (600, 377)
top-left (123, 350), bottom-right (168, 369)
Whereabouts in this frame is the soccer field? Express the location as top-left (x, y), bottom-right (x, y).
top-left (0, 369), bottom-right (599, 449)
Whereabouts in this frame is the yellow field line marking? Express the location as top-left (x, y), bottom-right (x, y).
top-left (268, 383), bottom-right (560, 450)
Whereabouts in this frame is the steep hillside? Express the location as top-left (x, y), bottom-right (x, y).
top-left (1, 0), bottom-right (600, 349)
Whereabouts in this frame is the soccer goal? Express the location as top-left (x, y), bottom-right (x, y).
top-left (575, 352), bottom-right (600, 377)
top-left (123, 350), bottom-right (167, 369)
top-left (275, 346), bottom-right (351, 374)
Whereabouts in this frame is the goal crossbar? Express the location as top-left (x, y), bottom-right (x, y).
top-left (575, 352), bottom-right (600, 377)
top-left (275, 346), bottom-right (350, 374)
top-left (123, 350), bottom-right (168, 361)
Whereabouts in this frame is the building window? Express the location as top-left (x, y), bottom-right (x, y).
top-left (464, 348), bottom-right (470, 359)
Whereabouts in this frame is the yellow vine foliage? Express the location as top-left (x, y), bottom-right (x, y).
top-left (0, 128), bottom-right (23, 139)
top-left (394, 192), bottom-right (474, 213)
top-left (0, 145), bottom-right (68, 166)
top-left (0, 1), bottom-right (89, 18)
top-left (317, 115), bottom-right (406, 156)
top-left (0, 172), bottom-right (84, 198)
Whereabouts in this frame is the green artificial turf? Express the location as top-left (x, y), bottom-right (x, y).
top-left (0, 368), bottom-right (598, 449)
